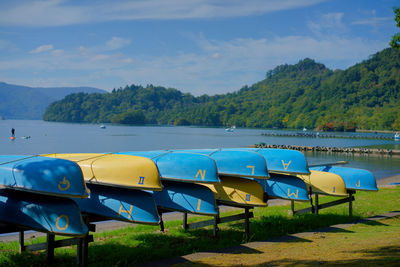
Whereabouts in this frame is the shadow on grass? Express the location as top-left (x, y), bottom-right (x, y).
top-left (0, 212), bottom-right (395, 267)
top-left (245, 244), bottom-right (400, 267)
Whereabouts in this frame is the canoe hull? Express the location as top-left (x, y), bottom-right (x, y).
top-left (176, 149), bottom-right (269, 178)
top-left (75, 184), bottom-right (160, 225)
top-left (43, 153), bottom-right (162, 191)
top-left (0, 190), bottom-right (88, 236)
top-left (0, 155), bottom-right (88, 198)
top-left (116, 151), bottom-right (220, 183)
top-left (152, 180), bottom-right (218, 215)
top-left (255, 174), bottom-right (309, 201)
top-left (200, 176), bottom-right (267, 207)
top-left (297, 170), bottom-right (348, 196)
top-left (310, 166), bottom-right (378, 191)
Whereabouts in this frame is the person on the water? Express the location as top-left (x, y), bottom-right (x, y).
top-left (11, 128), bottom-right (15, 137)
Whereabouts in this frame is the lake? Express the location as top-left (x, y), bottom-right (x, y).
top-left (1, 120), bottom-right (400, 179)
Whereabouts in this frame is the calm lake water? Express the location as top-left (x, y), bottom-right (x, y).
top-left (1, 120), bottom-right (400, 179)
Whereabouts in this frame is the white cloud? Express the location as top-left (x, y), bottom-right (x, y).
top-left (105, 37), bottom-right (131, 50)
top-left (0, 0), bottom-right (327, 27)
top-left (308, 12), bottom-right (347, 36)
top-left (29, 44), bottom-right (54, 54)
top-left (352, 10), bottom-right (392, 28)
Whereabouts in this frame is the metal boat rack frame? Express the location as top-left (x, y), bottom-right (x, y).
top-left (0, 216), bottom-right (96, 267)
top-left (158, 203), bottom-right (255, 241)
top-left (290, 190), bottom-right (356, 216)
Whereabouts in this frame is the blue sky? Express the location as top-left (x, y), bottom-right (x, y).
top-left (0, 0), bottom-right (398, 95)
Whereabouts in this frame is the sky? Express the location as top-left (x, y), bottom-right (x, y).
top-left (0, 0), bottom-right (398, 96)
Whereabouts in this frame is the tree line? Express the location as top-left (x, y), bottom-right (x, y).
top-left (43, 48), bottom-right (400, 131)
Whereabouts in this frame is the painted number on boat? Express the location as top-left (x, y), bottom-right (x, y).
top-left (355, 180), bottom-right (361, 187)
top-left (197, 199), bottom-right (202, 211)
top-left (195, 169), bottom-right (206, 180)
top-left (245, 194), bottom-right (251, 201)
top-left (58, 177), bottom-right (70, 191)
top-left (287, 188), bottom-right (298, 199)
top-left (119, 204), bottom-right (133, 219)
top-left (138, 176), bottom-right (145, 185)
top-left (246, 165), bottom-right (255, 175)
top-left (282, 160), bottom-right (292, 171)
top-left (55, 215), bottom-right (69, 231)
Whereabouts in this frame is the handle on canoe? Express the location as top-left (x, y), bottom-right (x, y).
top-left (308, 161), bottom-right (348, 167)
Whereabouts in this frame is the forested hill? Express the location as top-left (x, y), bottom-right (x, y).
top-left (43, 47), bottom-right (400, 131)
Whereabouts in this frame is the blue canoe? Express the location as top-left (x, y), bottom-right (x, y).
top-left (174, 149), bottom-right (269, 178)
top-left (309, 166), bottom-right (378, 191)
top-left (74, 184), bottom-right (160, 225)
top-left (151, 180), bottom-right (218, 215)
top-left (255, 174), bottom-right (309, 201)
top-left (115, 151), bottom-right (219, 183)
top-left (0, 155), bottom-right (89, 198)
top-left (0, 190), bottom-right (88, 236)
top-left (228, 148), bottom-right (310, 175)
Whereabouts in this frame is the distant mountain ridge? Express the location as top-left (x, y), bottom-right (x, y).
top-left (0, 82), bottom-right (106, 119)
top-left (43, 47), bottom-right (400, 131)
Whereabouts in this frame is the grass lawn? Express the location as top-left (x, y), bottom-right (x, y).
top-left (0, 187), bottom-right (399, 266)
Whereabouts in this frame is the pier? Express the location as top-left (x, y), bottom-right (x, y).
top-left (251, 143), bottom-right (400, 156)
top-left (261, 131), bottom-right (396, 140)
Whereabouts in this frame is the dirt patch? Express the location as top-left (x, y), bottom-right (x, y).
top-left (181, 216), bottom-right (400, 266)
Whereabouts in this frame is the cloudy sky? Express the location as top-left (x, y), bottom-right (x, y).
top-left (0, 0), bottom-right (398, 95)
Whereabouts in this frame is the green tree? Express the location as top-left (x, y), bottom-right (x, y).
top-left (390, 7), bottom-right (400, 49)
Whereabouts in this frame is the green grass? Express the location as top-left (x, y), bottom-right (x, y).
top-left (0, 187), bottom-right (399, 266)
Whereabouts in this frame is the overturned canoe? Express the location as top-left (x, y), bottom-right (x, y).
top-left (230, 148), bottom-right (310, 175)
top-left (309, 166), bottom-right (378, 191)
top-left (255, 174), bottom-right (309, 201)
top-left (74, 184), bottom-right (160, 225)
top-left (152, 180), bottom-right (218, 215)
top-left (297, 170), bottom-right (347, 196)
top-left (0, 155), bottom-right (88, 198)
top-left (200, 176), bottom-right (267, 207)
top-left (115, 151), bottom-right (220, 183)
top-left (0, 190), bottom-right (88, 236)
top-left (174, 149), bottom-right (269, 178)
top-left (43, 153), bottom-right (162, 191)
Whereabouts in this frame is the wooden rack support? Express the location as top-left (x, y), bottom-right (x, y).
top-left (18, 222), bottom-right (95, 267)
top-left (181, 207), bottom-right (254, 240)
top-left (291, 190), bottom-right (356, 216)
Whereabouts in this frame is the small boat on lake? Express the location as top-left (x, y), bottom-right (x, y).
top-left (395, 132), bottom-right (400, 141)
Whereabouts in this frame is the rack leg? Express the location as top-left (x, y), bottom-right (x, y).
top-left (315, 194), bottom-right (319, 215)
top-left (291, 200), bottom-right (295, 215)
top-left (213, 215), bottom-right (219, 237)
top-left (19, 231), bottom-right (25, 253)
top-left (182, 213), bottom-right (188, 231)
top-left (46, 233), bottom-right (55, 263)
top-left (244, 207), bottom-right (250, 241)
top-left (159, 213), bottom-right (164, 232)
top-left (349, 192), bottom-right (353, 217)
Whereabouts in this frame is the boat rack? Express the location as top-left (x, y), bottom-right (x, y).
top-left (290, 190), bottom-right (356, 216)
top-left (158, 204), bottom-right (255, 241)
top-left (0, 216), bottom-right (96, 267)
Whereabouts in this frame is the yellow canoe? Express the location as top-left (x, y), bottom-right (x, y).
top-left (297, 170), bottom-right (347, 196)
top-left (42, 153), bottom-right (162, 191)
top-left (200, 176), bottom-right (267, 207)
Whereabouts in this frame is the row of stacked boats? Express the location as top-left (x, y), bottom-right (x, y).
top-left (0, 148), bottom-right (378, 237)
